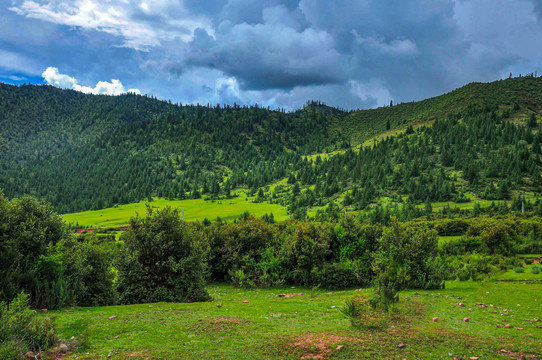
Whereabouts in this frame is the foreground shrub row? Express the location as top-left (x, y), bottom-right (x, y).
top-left (2, 193), bottom-right (541, 311)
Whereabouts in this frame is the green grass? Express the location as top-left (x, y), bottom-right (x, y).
top-left (496, 265), bottom-right (542, 281)
top-left (63, 194), bottom-right (288, 228)
top-left (45, 280), bottom-right (541, 359)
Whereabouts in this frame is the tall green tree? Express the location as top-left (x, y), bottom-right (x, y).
top-left (116, 206), bottom-right (210, 304)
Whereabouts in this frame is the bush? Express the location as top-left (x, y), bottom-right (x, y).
top-left (454, 253), bottom-right (498, 281)
top-left (531, 265), bottom-right (541, 274)
top-left (434, 219), bottom-right (470, 236)
top-left (439, 236), bottom-right (483, 255)
top-left (513, 266), bottom-right (525, 273)
top-left (208, 216), bottom-right (277, 286)
top-left (480, 223), bottom-right (514, 254)
top-left (116, 206), bottom-right (210, 304)
top-left (56, 238), bottom-right (117, 306)
top-left (371, 220), bottom-right (444, 311)
top-left (311, 262), bottom-right (359, 289)
top-left (0, 292), bottom-right (57, 359)
top-left (0, 193), bottom-right (67, 309)
top-left (279, 222), bottom-right (333, 286)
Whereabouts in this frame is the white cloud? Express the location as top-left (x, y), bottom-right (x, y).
top-left (42, 67), bottom-right (140, 95)
top-left (10, 0), bottom-right (213, 51)
top-left (6, 75), bottom-right (27, 81)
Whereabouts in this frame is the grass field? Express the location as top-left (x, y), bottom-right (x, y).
top-left (44, 271), bottom-right (541, 360)
top-left (63, 194), bottom-right (288, 228)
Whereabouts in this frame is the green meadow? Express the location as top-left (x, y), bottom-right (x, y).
top-left (63, 194), bottom-right (288, 228)
top-left (45, 270), bottom-right (541, 360)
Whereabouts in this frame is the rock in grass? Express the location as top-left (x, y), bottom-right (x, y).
top-left (432, 317), bottom-right (439, 322)
top-left (398, 343), bottom-right (406, 349)
top-left (463, 317), bottom-right (470, 322)
top-left (109, 315), bottom-right (116, 320)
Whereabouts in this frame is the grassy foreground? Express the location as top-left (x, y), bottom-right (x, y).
top-left (45, 271), bottom-right (541, 359)
top-left (63, 195), bottom-right (288, 228)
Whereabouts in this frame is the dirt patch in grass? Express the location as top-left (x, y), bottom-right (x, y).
top-left (288, 333), bottom-right (359, 360)
top-left (501, 350), bottom-right (540, 359)
top-left (191, 316), bottom-right (251, 334)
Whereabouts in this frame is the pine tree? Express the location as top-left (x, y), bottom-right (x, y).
top-left (529, 113), bottom-right (537, 127)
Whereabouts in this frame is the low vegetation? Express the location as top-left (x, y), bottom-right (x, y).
top-left (1, 191), bottom-right (541, 358)
top-left (0, 293), bottom-right (57, 360)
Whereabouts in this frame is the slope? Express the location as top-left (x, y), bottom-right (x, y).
top-left (1, 76), bottom-right (542, 216)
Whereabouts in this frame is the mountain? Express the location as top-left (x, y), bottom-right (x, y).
top-left (1, 76), bottom-right (541, 215)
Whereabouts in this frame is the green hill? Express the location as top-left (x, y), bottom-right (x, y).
top-left (337, 77), bottom-right (542, 144)
top-left (1, 76), bottom-right (542, 217)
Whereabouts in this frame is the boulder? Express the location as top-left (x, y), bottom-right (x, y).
top-left (57, 343), bottom-right (69, 353)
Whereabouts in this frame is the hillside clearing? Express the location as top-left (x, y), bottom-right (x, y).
top-left (63, 194), bottom-right (288, 228)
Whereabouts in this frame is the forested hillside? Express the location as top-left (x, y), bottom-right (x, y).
top-left (1, 76), bottom-right (541, 215)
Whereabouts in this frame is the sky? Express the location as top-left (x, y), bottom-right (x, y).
top-left (1, 0), bottom-right (542, 110)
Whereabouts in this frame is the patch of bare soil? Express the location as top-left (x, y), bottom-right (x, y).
top-left (500, 349), bottom-right (539, 359)
top-left (289, 333), bottom-right (358, 360)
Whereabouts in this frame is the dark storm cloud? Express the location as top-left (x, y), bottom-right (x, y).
top-left (181, 18), bottom-right (345, 90)
top-left (3, 0), bottom-right (542, 109)
top-left (173, 0), bottom-right (529, 102)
